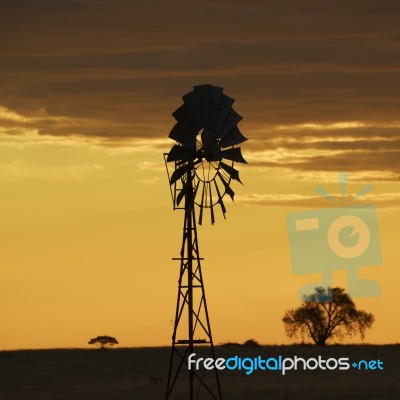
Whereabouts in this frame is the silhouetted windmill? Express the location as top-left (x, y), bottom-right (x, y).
top-left (164, 84), bottom-right (247, 400)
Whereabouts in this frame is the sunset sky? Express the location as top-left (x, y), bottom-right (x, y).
top-left (1, 0), bottom-right (399, 350)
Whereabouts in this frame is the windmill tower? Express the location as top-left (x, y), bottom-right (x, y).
top-left (164, 84), bottom-right (247, 399)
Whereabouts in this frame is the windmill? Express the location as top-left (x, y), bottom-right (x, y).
top-left (164, 84), bottom-right (247, 399)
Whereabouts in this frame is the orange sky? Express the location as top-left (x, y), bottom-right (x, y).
top-left (0, 1), bottom-right (399, 350)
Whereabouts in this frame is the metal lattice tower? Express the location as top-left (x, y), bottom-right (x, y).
top-left (164, 84), bottom-right (247, 400)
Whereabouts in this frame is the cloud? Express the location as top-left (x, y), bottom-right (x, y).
top-left (1, 1), bottom-right (399, 182)
top-left (275, 122), bottom-right (372, 131)
top-left (2, 1), bottom-right (400, 56)
top-left (1, 104), bottom-right (399, 182)
top-left (0, 106), bottom-right (29, 123)
top-left (237, 192), bottom-right (400, 209)
top-left (2, 1), bottom-right (400, 130)
top-left (243, 129), bottom-right (400, 181)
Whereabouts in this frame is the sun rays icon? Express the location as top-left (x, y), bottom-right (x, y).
top-left (316, 173), bottom-right (373, 205)
top-left (287, 172), bottom-right (382, 300)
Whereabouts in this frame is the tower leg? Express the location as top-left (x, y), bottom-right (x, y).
top-left (165, 203), bottom-right (222, 399)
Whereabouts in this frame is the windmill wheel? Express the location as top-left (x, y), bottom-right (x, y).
top-left (166, 84), bottom-right (247, 225)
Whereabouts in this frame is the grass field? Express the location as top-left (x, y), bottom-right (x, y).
top-left (0, 345), bottom-right (398, 399)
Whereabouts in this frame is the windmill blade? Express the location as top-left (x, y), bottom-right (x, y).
top-left (182, 86), bottom-right (211, 127)
top-left (214, 180), bottom-right (226, 218)
top-left (167, 144), bottom-right (194, 162)
top-left (169, 123), bottom-right (196, 150)
top-left (221, 147), bottom-right (247, 164)
top-left (218, 108), bottom-right (243, 139)
top-left (211, 94), bottom-right (235, 132)
top-left (194, 84), bottom-right (224, 108)
top-left (217, 171), bottom-right (235, 201)
top-left (176, 182), bottom-right (188, 206)
top-left (182, 89), bottom-right (198, 106)
top-left (219, 162), bottom-right (242, 183)
top-left (194, 84), bottom-right (224, 95)
top-left (170, 163), bottom-right (192, 185)
top-left (194, 84), bottom-right (224, 127)
top-left (172, 104), bottom-right (190, 122)
top-left (220, 126), bottom-right (248, 148)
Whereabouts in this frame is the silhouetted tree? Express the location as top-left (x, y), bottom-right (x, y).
top-left (88, 335), bottom-right (119, 349)
top-left (282, 287), bottom-right (374, 346)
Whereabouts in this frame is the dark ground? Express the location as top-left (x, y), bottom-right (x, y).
top-left (0, 345), bottom-right (398, 400)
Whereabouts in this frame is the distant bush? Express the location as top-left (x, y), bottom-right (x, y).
top-left (242, 339), bottom-right (261, 347)
top-left (219, 339), bottom-right (261, 347)
top-left (88, 335), bottom-right (119, 349)
top-left (219, 341), bottom-right (241, 347)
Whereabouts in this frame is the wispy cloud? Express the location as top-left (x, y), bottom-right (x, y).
top-left (136, 176), bottom-right (160, 185)
top-left (274, 121), bottom-right (371, 131)
top-left (137, 161), bottom-right (165, 171)
top-left (0, 106), bottom-right (29, 123)
top-left (0, 159), bottom-right (103, 180)
top-left (237, 192), bottom-right (400, 209)
top-left (244, 127), bottom-right (400, 181)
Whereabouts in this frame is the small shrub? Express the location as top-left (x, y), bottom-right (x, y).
top-left (242, 339), bottom-right (261, 347)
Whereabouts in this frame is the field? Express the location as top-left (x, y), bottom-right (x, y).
top-left (0, 345), bottom-right (399, 400)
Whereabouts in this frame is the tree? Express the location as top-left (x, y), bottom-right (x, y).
top-left (88, 335), bottom-right (119, 349)
top-left (282, 287), bottom-right (374, 346)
